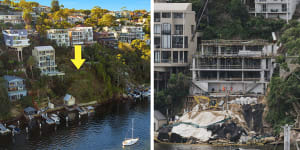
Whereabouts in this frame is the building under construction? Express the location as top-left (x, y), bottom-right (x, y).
top-left (190, 39), bottom-right (278, 96)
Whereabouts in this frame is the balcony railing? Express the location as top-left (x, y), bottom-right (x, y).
top-left (194, 65), bottom-right (261, 70)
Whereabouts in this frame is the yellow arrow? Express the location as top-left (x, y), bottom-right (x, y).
top-left (71, 45), bottom-right (85, 70)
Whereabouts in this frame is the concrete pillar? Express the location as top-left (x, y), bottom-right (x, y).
top-left (218, 46), bottom-right (221, 55)
top-left (261, 59), bottom-right (266, 82)
top-left (201, 45), bottom-right (204, 55)
top-left (192, 58), bottom-right (196, 81)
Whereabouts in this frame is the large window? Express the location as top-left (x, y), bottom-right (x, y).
top-left (173, 51), bottom-right (178, 63)
top-left (162, 23), bottom-right (171, 35)
top-left (154, 24), bottom-right (161, 34)
top-left (161, 51), bottom-right (171, 63)
top-left (282, 4), bottom-right (287, 12)
top-left (154, 51), bottom-right (160, 63)
top-left (162, 35), bottom-right (171, 48)
top-left (162, 12), bottom-right (171, 18)
top-left (184, 36), bottom-right (188, 48)
top-left (154, 12), bottom-right (160, 22)
top-left (184, 51), bottom-right (188, 63)
top-left (172, 36), bottom-right (183, 48)
top-left (174, 25), bottom-right (183, 35)
top-left (262, 4), bottom-right (267, 12)
top-left (154, 37), bottom-right (161, 48)
top-left (173, 12), bottom-right (183, 18)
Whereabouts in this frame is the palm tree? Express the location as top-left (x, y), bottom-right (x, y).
top-left (26, 56), bottom-right (35, 79)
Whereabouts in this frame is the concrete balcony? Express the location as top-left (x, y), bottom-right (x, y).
top-left (6, 39), bottom-right (30, 47)
top-left (256, 0), bottom-right (288, 3)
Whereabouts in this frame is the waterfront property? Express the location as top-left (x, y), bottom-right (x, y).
top-left (119, 26), bottom-right (145, 43)
top-left (243, 0), bottom-right (300, 22)
top-left (154, 2), bottom-right (199, 90)
top-left (190, 39), bottom-right (278, 95)
top-left (64, 94), bottom-right (76, 106)
top-left (68, 26), bottom-right (94, 46)
top-left (154, 110), bottom-right (167, 131)
top-left (3, 75), bottom-right (27, 101)
top-left (2, 29), bottom-right (30, 61)
top-left (32, 46), bottom-right (65, 76)
top-left (47, 29), bottom-right (70, 47)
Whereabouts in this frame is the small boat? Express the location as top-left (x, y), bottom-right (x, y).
top-left (86, 106), bottom-right (95, 115)
top-left (77, 107), bottom-right (88, 116)
top-left (122, 119), bottom-right (139, 146)
top-left (50, 114), bottom-right (60, 124)
top-left (46, 118), bottom-right (55, 125)
top-left (0, 123), bottom-right (10, 135)
top-left (8, 125), bottom-right (20, 135)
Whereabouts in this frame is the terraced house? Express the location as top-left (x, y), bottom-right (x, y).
top-left (3, 75), bottom-right (27, 101)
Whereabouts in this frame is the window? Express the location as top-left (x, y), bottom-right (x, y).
top-left (154, 12), bottom-right (160, 22)
top-left (162, 12), bottom-right (171, 18)
top-left (184, 51), bottom-right (188, 63)
top-left (154, 24), bottom-right (161, 34)
top-left (161, 51), bottom-right (171, 63)
top-left (162, 23), bottom-right (171, 35)
top-left (174, 25), bottom-right (183, 35)
top-left (162, 35), bottom-right (171, 48)
top-left (173, 12), bottom-right (183, 18)
top-left (154, 37), bottom-right (161, 48)
top-left (173, 51), bottom-right (178, 63)
top-left (154, 51), bottom-right (160, 63)
top-left (172, 36), bottom-right (183, 48)
top-left (179, 51), bottom-right (183, 63)
top-left (262, 4), bottom-right (267, 12)
top-left (282, 4), bottom-right (287, 12)
top-left (184, 36), bottom-right (188, 48)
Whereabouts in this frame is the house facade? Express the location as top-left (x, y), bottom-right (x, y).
top-left (67, 16), bottom-right (85, 24)
top-left (119, 26), bottom-right (145, 43)
top-left (0, 11), bottom-right (23, 24)
top-left (190, 39), bottom-right (278, 96)
top-left (47, 29), bottom-right (70, 47)
top-left (32, 46), bottom-right (65, 76)
top-left (2, 29), bottom-right (30, 61)
top-left (154, 2), bottom-right (198, 90)
top-left (3, 75), bottom-right (27, 101)
top-left (68, 26), bottom-right (94, 46)
top-left (243, 0), bottom-right (300, 22)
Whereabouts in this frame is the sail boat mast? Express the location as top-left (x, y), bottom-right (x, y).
top-left (132, 119), bottom-right (134, 138)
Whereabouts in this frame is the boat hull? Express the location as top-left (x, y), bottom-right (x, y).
top-left (122, 138), bottom-right (139, 146)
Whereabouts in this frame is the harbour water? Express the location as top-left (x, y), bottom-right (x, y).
top-left (0, 100), bottom-right (150, 150)
top-left (155, 143), bottom-right (296, 150)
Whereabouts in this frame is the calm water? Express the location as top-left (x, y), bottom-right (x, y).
top-left (0, 100), bottom-right (150, 150)
top-left (155, 143), bottom-right (296, 150)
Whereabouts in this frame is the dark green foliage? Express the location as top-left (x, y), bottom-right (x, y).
top-left (20, 96), bottom-right (33, 108)
top-left (0, 78), bottom-right (11, 119)
top-left (154, 73), bottom-right (190, 116)
top-left (51, 0), bottom-right (60, 12)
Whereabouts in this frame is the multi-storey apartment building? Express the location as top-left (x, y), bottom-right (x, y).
top-left (3, 29), bottom-right (30, 61)
top-left (154, 2), bottom-right (198, 90)
top-left (47, 29), bottom-right (70, 47)
top-left (32, 46), bottom-right (65, 76)
top-left (119, 26), bottom-right (145, 43)
top-left (190, 39), bottom-right (278, 96)
top-left (3, 75), bottom-right (27, 101)
top-left (94, 31), bottom-right (118, 49)
top-left (68, 26), bottom-right (94, 46)
top-left (243, 0), bottom-right (300, 22)
top-left (0, 11), bottom-right (23, 24)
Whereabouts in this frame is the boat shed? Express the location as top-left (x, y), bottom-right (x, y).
top-left (154, 110), bottom-right (167, 131)
top-left (24, 107), bottom-right (37, 115)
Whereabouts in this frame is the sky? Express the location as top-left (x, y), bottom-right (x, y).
top-left (32, 0), bottom-right (150, 11)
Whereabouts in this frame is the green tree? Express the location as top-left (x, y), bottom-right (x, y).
top-left (23, 10), bottom-right (32, 29)
top-left (0, 78), bottom-right (11, 119)
top-left (51, 0), bottom-right (60, 12)
top-left (98, 14), bottom-right (115, 27)
top-left (26, 56), bottom-right (35, 79)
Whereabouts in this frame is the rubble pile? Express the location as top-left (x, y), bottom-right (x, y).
top-left (229, 97), bottom-right (258, 105)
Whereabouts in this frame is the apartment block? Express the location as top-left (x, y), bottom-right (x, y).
top-left (190, 40), bottom-right (278, 96)
top-left (3, 75), bottom-right (27, 101)
top-left (0, 11), bottom-right (23, 24)
top-left (47, 29), bottom-right (70, 47)
top-left (243, 0), bottom-right (300, 21)
top-left (32, 46), bottom-right (65, 76)
top-left (3, 29), bottom-right (30, 61)
top-left (68, 26), bottom-right (94, 46)
top-left (154, 2), bottom-right (198, 90)
top-left (119, 26), bottom-right (145, 43)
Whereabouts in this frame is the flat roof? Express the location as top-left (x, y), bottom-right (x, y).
top-left (34, 46), bottom-right (54, 51)
top-left (154, 3), bottom-right (193, 11)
